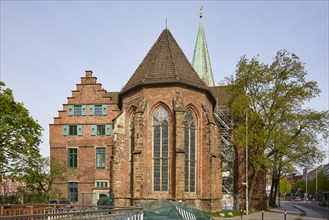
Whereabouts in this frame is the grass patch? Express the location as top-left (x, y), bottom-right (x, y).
top-left (204, 209), bottom-right (242, 218)
top-left (204, 209), bottom-right (260, 218)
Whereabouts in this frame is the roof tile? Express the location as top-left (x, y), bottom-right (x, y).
top-left (121, 28), bottom-right (208, 93)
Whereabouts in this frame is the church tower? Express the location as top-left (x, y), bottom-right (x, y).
top-left (192, 7), bottom-right (216, 87)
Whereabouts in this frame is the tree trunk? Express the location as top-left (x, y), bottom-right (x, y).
top-left (248, 165), bottom-right (259, 207)
top-left (269, 172), bottom-right (276, 207)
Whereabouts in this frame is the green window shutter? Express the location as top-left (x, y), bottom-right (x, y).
top-left (102, 105), bottom-right (108, 116)
top-left (90, 125), bottom-right (97, 136)
top-left (82, 105), bottom-right (87, 116)
top-left (77, 125), bottom-right (83, 136)
top-left (89, 105), bottom-right (94, 116)
top-left (63, 125), bottom-right (69, 136)
top-left (68, 105), bottom-right (74, 116)
top-left (105, 124), bottom-right (111, 136)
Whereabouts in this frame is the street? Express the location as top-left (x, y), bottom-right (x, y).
top-left (291, 201), bottom-right (329, 220)
top-left (214, 201), bottom-right (329, 220)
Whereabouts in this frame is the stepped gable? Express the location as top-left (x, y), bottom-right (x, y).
top-left (121, 28), bottom-right (208, 94)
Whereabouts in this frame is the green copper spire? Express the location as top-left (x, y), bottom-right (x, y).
top-left (192, 8), bottom-right (215, 87)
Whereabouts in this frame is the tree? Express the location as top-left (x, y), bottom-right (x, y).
top-left (0, 81), bottom-right (43, 174)
top-left (14, 156), bottom-right (75, 194)
top-left (279, 178), bottom-right (291, 195)
top-left (225, 50), bottom-right (329, 207)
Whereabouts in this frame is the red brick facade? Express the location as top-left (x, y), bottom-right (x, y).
top-left (50, 71), bottom-right (118, 205)
top-left (50, 28), bottom-right (267, 212)
top-left (50, 29), bottom-right (223, 211)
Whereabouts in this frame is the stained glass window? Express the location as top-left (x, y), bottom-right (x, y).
top-left (153, 107), bottom-right (169, 191)
top-left (184, 110), bottom-right (196, 192)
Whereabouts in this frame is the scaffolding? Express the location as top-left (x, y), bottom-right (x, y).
top-left (214, 106), bottom-right (235, 195)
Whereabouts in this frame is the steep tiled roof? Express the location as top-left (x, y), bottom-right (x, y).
top-left (121, 28), bottom-right (208, 94)
top-left (209, 86), bottom-right (231, 106)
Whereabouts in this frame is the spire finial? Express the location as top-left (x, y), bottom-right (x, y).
top-left (165, 18), bottom-right (167, 29)
top-left (200, 5), bottom-right (203, 18)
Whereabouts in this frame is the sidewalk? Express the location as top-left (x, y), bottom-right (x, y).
top-left (213, 203), bottom-right (303, 220)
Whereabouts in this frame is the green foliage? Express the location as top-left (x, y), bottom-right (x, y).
top-left (0, 194), bottom-right (21, 204)
top-left (0, 81), bottom-right (43, 173)
top-left (225, 50), bottom-right (329, 206)
top-left (306, 170), bottom-right (329, 193)
top-left (295, 179), bottom-right (305, 191)
top-left (13, 156), bottom-right (75, 194)
top-left (279, 178), bottom-right (291, 194)
top-left (295, 170), bottom-right (329, 194)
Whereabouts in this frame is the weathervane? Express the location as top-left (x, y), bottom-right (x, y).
top-left (200, 5), bottom-right (204, 18)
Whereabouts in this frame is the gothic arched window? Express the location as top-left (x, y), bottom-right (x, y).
top-left (153, 107), bottom-right (169, 191)
top-left (184, 109), bottom-right (196, 192)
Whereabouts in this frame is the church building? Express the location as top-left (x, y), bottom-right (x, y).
top-left (50, 13), bottom-right (267, 212)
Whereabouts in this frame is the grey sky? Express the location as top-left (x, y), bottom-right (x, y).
top-left (1, 1), bottom-right (328, 162)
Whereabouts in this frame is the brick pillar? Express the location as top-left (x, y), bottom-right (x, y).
top-left (209, 124), bottom-right (220, 197)
top-left (173, 95), bottom-right (185, 199)
top-left (202, 104), bottom-right (221, 211)
top-left (132, 100), bottom-right (147, 200)
top-left (174, 109), bottom-right (185, 199)
top-left (209, 123), bottom-right (221, 210)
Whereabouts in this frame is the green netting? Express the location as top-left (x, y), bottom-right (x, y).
top-left (139, 200), bottom-right (213, 220)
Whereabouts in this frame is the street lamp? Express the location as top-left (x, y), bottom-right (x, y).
top-left (245, 111), bottom-right (249, 215)
top-left (305, 168), bottom-right (308, 204)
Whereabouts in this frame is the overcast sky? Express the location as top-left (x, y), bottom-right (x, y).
top-left (1, 1), bottom-right (328, 163)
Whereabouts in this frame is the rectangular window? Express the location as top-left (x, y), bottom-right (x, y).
top-left (74, 105), bottom-right (82, 116)
top-left (68, 182), bottom-right (78, 203)
top-left (95, 180), bottom-right (109, 188)
top-left (96, 148), bottom-right (106, 168)
top-left (97, 125), bottom-right (105, 135)
top-left (95, 105), bottom-right (102, 116)
top-left (69, 125), bottom-right (77, 135)
top-left (68, 148), bottom-right (78, 168)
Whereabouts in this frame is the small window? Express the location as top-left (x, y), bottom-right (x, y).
top-left (69, 125), bottom-right (78, 135)
top-left (96, 148), bottom-right (106, 168)
top-left (68, 148), bottom-right (78, 168)
top-left (95, 180), bottom-right (109, 188)
top-left (95, 105), bottom-right (102, 116)
top-left (68, 182), bottom-right (78, 202)
top-left (74, 105), bottom-right (82, 116)
top-left (97, 125), bottom-right (105, 135)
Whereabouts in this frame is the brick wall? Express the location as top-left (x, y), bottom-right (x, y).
top-left (50, 70), bottom-right (118, 205)
top-left (50, 71), bottom-right (222, 211)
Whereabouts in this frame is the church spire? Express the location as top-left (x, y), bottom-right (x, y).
top-left (192, 7), bottom-right (215, 87)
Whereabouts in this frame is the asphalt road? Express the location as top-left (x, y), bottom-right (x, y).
top-left (292, 201), bottom-right (329, 220)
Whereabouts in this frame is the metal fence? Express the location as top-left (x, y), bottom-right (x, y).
top-left (0, 204), bottom-right (143, 220)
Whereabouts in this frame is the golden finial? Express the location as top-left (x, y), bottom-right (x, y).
top-left (200, 5), bottom-right (204, 18)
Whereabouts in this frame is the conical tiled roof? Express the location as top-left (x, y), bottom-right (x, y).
top-left (121, 28), bottom-right (208, 94)
top-left (192, 15), bottom-right (215, 86)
